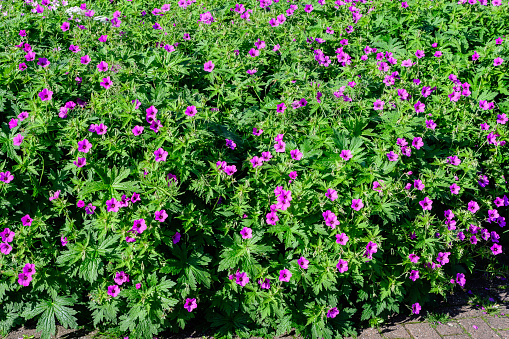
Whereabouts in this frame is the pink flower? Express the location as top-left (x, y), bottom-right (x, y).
top-left (185, 105), bottom-right (197, 117)
top-left (240, 227), bottom-right (252, 239)
top-left (100, 76), bottom-right (112, 89)
top-left (204, 60), bottom-right (215, 72)
top-left (298, 256), bottom-right (309, 269)
top-left (336, 259), bottom-right (348, 273)
top-left (61, 22), bottom-right (70, 31)
top-left (467, 201), bottom-right (479, 213)
top-left (387, 151), bottom-right (398, 161)
top-left (336, 233), bottom-right (349, 245)
top-left (184, 298), bottom-right (198, 312)
top-left (340, 150), bottom-right (353, 161)
top-left (38, 88), bottom-right (53, 101)
top-left (290, 149), bottom-right (303, 160)
top-left (154, 148), bottom-right (168, 162)
top-left (155, 210), bottom-right (168, 222)
top-left (419, 197), bottom-right (433, 210)
top-left (450, 183), bottom-right (460, 194)
top-left (326, 188), bottom-right (338, 201)
top-left (279, 269), bottom-right (292, 282)
top-left (351, 199), bottom-right (364, 211)
top-left (13, 134), bottom-right (24, 146)
top-left (107, 285), bottom-right (120, 297)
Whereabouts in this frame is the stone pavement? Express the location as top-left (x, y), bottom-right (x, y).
top-left (355, 304), bottom-right (509, 339)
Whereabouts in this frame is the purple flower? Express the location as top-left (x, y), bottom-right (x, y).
top-left (279, 269), bottom-right (292, 282)
top-left (414, 179), bottom-right (425, 191)
top-left (0, 243), bottom-right (12, 255)
top-left (13, 134), bottom-right (24, 146)
top-left (250, 156), bottom-right (263, 168)
top-left (258, 278), bottom-right (271, 289)
top-left (21, 214), bottom-right (33, 226)
top-left (18, 273), bottom-right (33, 287)
top-left (100, 76), bottom-right (112, 89)
top-left (467, 201), bottom-right (479, 213)
top-left (97, 61), bottom-right (108, 72)
top-left (155, 210), bottom-right (168, 222)
top-left (336, 233), bottom-right (349, 245)
top-left (412, 303), bottom-right (421, 314)
top-left (199, 11), bottom-right (215, 24)
top-left (290, 149), bottom-right (303, 160)
top-left (373, 99), bottom-right (385, 110)
top-left (412, 137), bottom-right (424, 149)
top-left (450, 183), bottom-right (460, 194)
top-left (226, 139), bottom-right (236, 150)
top-left (38, 88), bottom-right (53, 101)
top-left (185, 105), bottom-right (196, 116)
top-left (409, 270), bottom-right (419, 281)
top-left (415, 50), bottom-right (425, 59)
top-left (107, 285), bottom-right (120, 297)
top-left (240, 227), bottom-right (253, 239)
top-left (491, 243), bottom-right (502, 255)
top-left (73, 157), bottom-right (86, 168)
top-left (132, 126), bottom-right (144, 136)
top-left (409, 254), bottom-right (419, 263)
top-left (184, 298), bottom-right (197, 312)
top-left (132, 219), bottom-right (147, 234)
top-left (23, 263), bottom-right (36, 276)
top-left (327, 307), bottom-right (340, 318)
top-left (351, 199), bottom-right (364, 211)
top-left (49, 190), bottom-right (61, 201)
top-left (204, 60), bottom-right (215, 72)
top-left (447, 156), bottom-right (461, 166)
top-left (414, 101), bottom-right (425, 113)
top-left (340, 150), bottom-right (353, 161)
top-left (114, 271), bottom-right (129, 285)
top-left (387, 151), bottom-right (399, 161)
top-left (173, 232), bottom-right (181, 244)
top-left (106, 198), bottom-right (120, 212)
top-left (298, 256), bottom-right (309, 269)
top-left (77, 139), bottom-right (92, 153)
top-left (456, 273), bottom-right (466, 287)
top-left (266, 211), bottom-right (279, 225)
top-left (236, 272), bottom-right (249, 286)
top-left (336, 259), bottom-right (348, 273)
top-left (154, 148), bottom-right (168, 162)
top-left (419, 197), bottom-right (433, 210)
top-left (61, 22), bottom-right (70, 31)
top-left (494, 57), bottom-right (504, 66)
top-left (1, 228), bottom-right (15, 243)
top-left (326, 188), bottom-right (338, 201)
top-left (274, 140), bottom-right (286, 153)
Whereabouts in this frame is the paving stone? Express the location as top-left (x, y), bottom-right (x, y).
top-left (441, 305), bottom-right (484, 319)
top-left (379, 325), bottom-right (411, 338)
top-left (434, 321), bottom-right (466, 336)
top-left (484, 315), bottom-right (509, 330)
top-left (404, 323), bottom-right (441, 339)
top-left (498, 329), bottom-right (509, 339)
top-left (457, 317), bottom-right (500, 339)
top-left (358, 328), bottom-right (384, 339)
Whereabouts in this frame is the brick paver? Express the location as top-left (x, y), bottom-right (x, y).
top-left (434, 321), bottom-right (466, 336)
top-left (484, 316), bottom-right (509, 330)
top-left (457, 317), bottom-right (501, 339)
top-left (380, 325), bottom-right (411, 338)
top-left (404, 323), bottom-right (441, 339)
top-left (358, 328), bottom-right (384, 338)
top-left (498, 329), bottom-right (509, 339)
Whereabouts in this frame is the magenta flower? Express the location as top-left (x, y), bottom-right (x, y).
top-left (114, 271), bottom-right (129, 285)
top-left (261, 152), bottom-right (272, 161)
top-left (414, 179), bottom-right (424, 191)
top-left (0, 228), bottom-right (15, 243)
top-left (107, 285), bottom-right (120, 297)
top-left (450, 183), bottom-right (460, 194)
top-left (49, 190), bottom-right (61, 201)
top-left (419, 197), bottom-right (433, 210)
top-left (99, 35), bottom-right (108, 42)
top-left (351, 199), bottom-right (364, 211)
top-left (21, 214), bottom-right (33, 226)
top-left (235, 272), bottom-right (249, 286)
top-left (415, 50), bottom-right (425, 59)
top-left (279, 269), bottom-right (292, 282)
top-left (327, 307), bottom-right (339, 318)
top-left (414, 101), bottom-right (425, 113)
top-left (456, 273), bottom-right (466, 287)
top-left (9, 119), bottom-right (17, 130)
top-left (185, 105), bottom-right (197, 117)
top-left (326, 188), bottom-right (338, 201)
top-left (274, 140), bottom-right (286, 153)
top-left (224, 165), bottom-right (237, 176)
top-left (173, 232), bottom-right (181, 244)
top-left (74, 157), bottom-right (86, 168)
top-left (19, 63), bottom-right (27, 71)
top-left (304, 4), bottom-right (314, 12)
top-left (100, 76), bottom-right (112, 89)
top-left (106, 198), bottom-right (120, 212)
top-left (250, 156), bottom-right (263, 168)
top-left (298, 256), bottom-right (309, 269)
top-left (184, 298), bottom-right (197, 312)
top-left (340, 150), bottom-right (353, 161)
top-left (155, 210), bottom-right (168, 222)
top-left (446, 156), bottom-right (461, 166)
top-left (204, 60), bottom-right (215, 72)
top-left (386, 151), bottom-right (398, 161)
top-left (409, 270), bottom-right (419, 281)
top-left (491, 243), bottom-right (502, 255)
top-left (336, 233), bottom-right (349, 245)
top-left (97, 61), bottom-right (108, 72)
top-left (154, 148), bottom-right (168, 162)
top-left (13, 134), bottom-right (24, 146)
top-left (61, 22), bottom-right (70, 31)
top-left (69, 44), bottom-right (81, 53)
top-left (277, 102), bottom-right (286, 113)
top-left (373, 99), bottom-right (384, 110)
top-left (467, 201), bottom-right (479, 213)
top-left (258, 278), bottom-right (271, 289)
top-left (240, 227), bottom-right (253, 239)
top-left (266, 211), bottom-right (279, 225)
top-left (37, 58), bottom-right (50, 68)
top-left (425, 120), bottom-right (437, 129)
top-left (132, 219), bottom-right (147, 234)
top-left (132, 126), bottom-right (144, 136)
top-left (290, 149), bottom-right (303, 160)
top-left (18, 273), bottom-right (33, 287)
top-left (409, 254), bottom-right (419, 263)
top-left (493, 57), bottom-right (504, 66)
top-left (0, 243), bottom-right (12, 255)
top-left (38, 88), bottom-right (53, 101)
top-left (412, 303), bottom-right (421, 314)
top-left (336, 259), bottom-right (348, 273)
top-left (23, 263), bottom-right (36, 276)
top-left (80, 55), bottom-right (91, 65)
top-left (412, 137), bottom-right (424, 149)
top-left (77, 139), bottom-right (92, 153)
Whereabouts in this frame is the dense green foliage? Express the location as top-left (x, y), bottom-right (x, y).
top-left (0, 0), bottom-right (508, 338)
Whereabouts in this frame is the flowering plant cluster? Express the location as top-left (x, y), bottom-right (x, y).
top-left (0, 0), bottom-right (508, 338)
